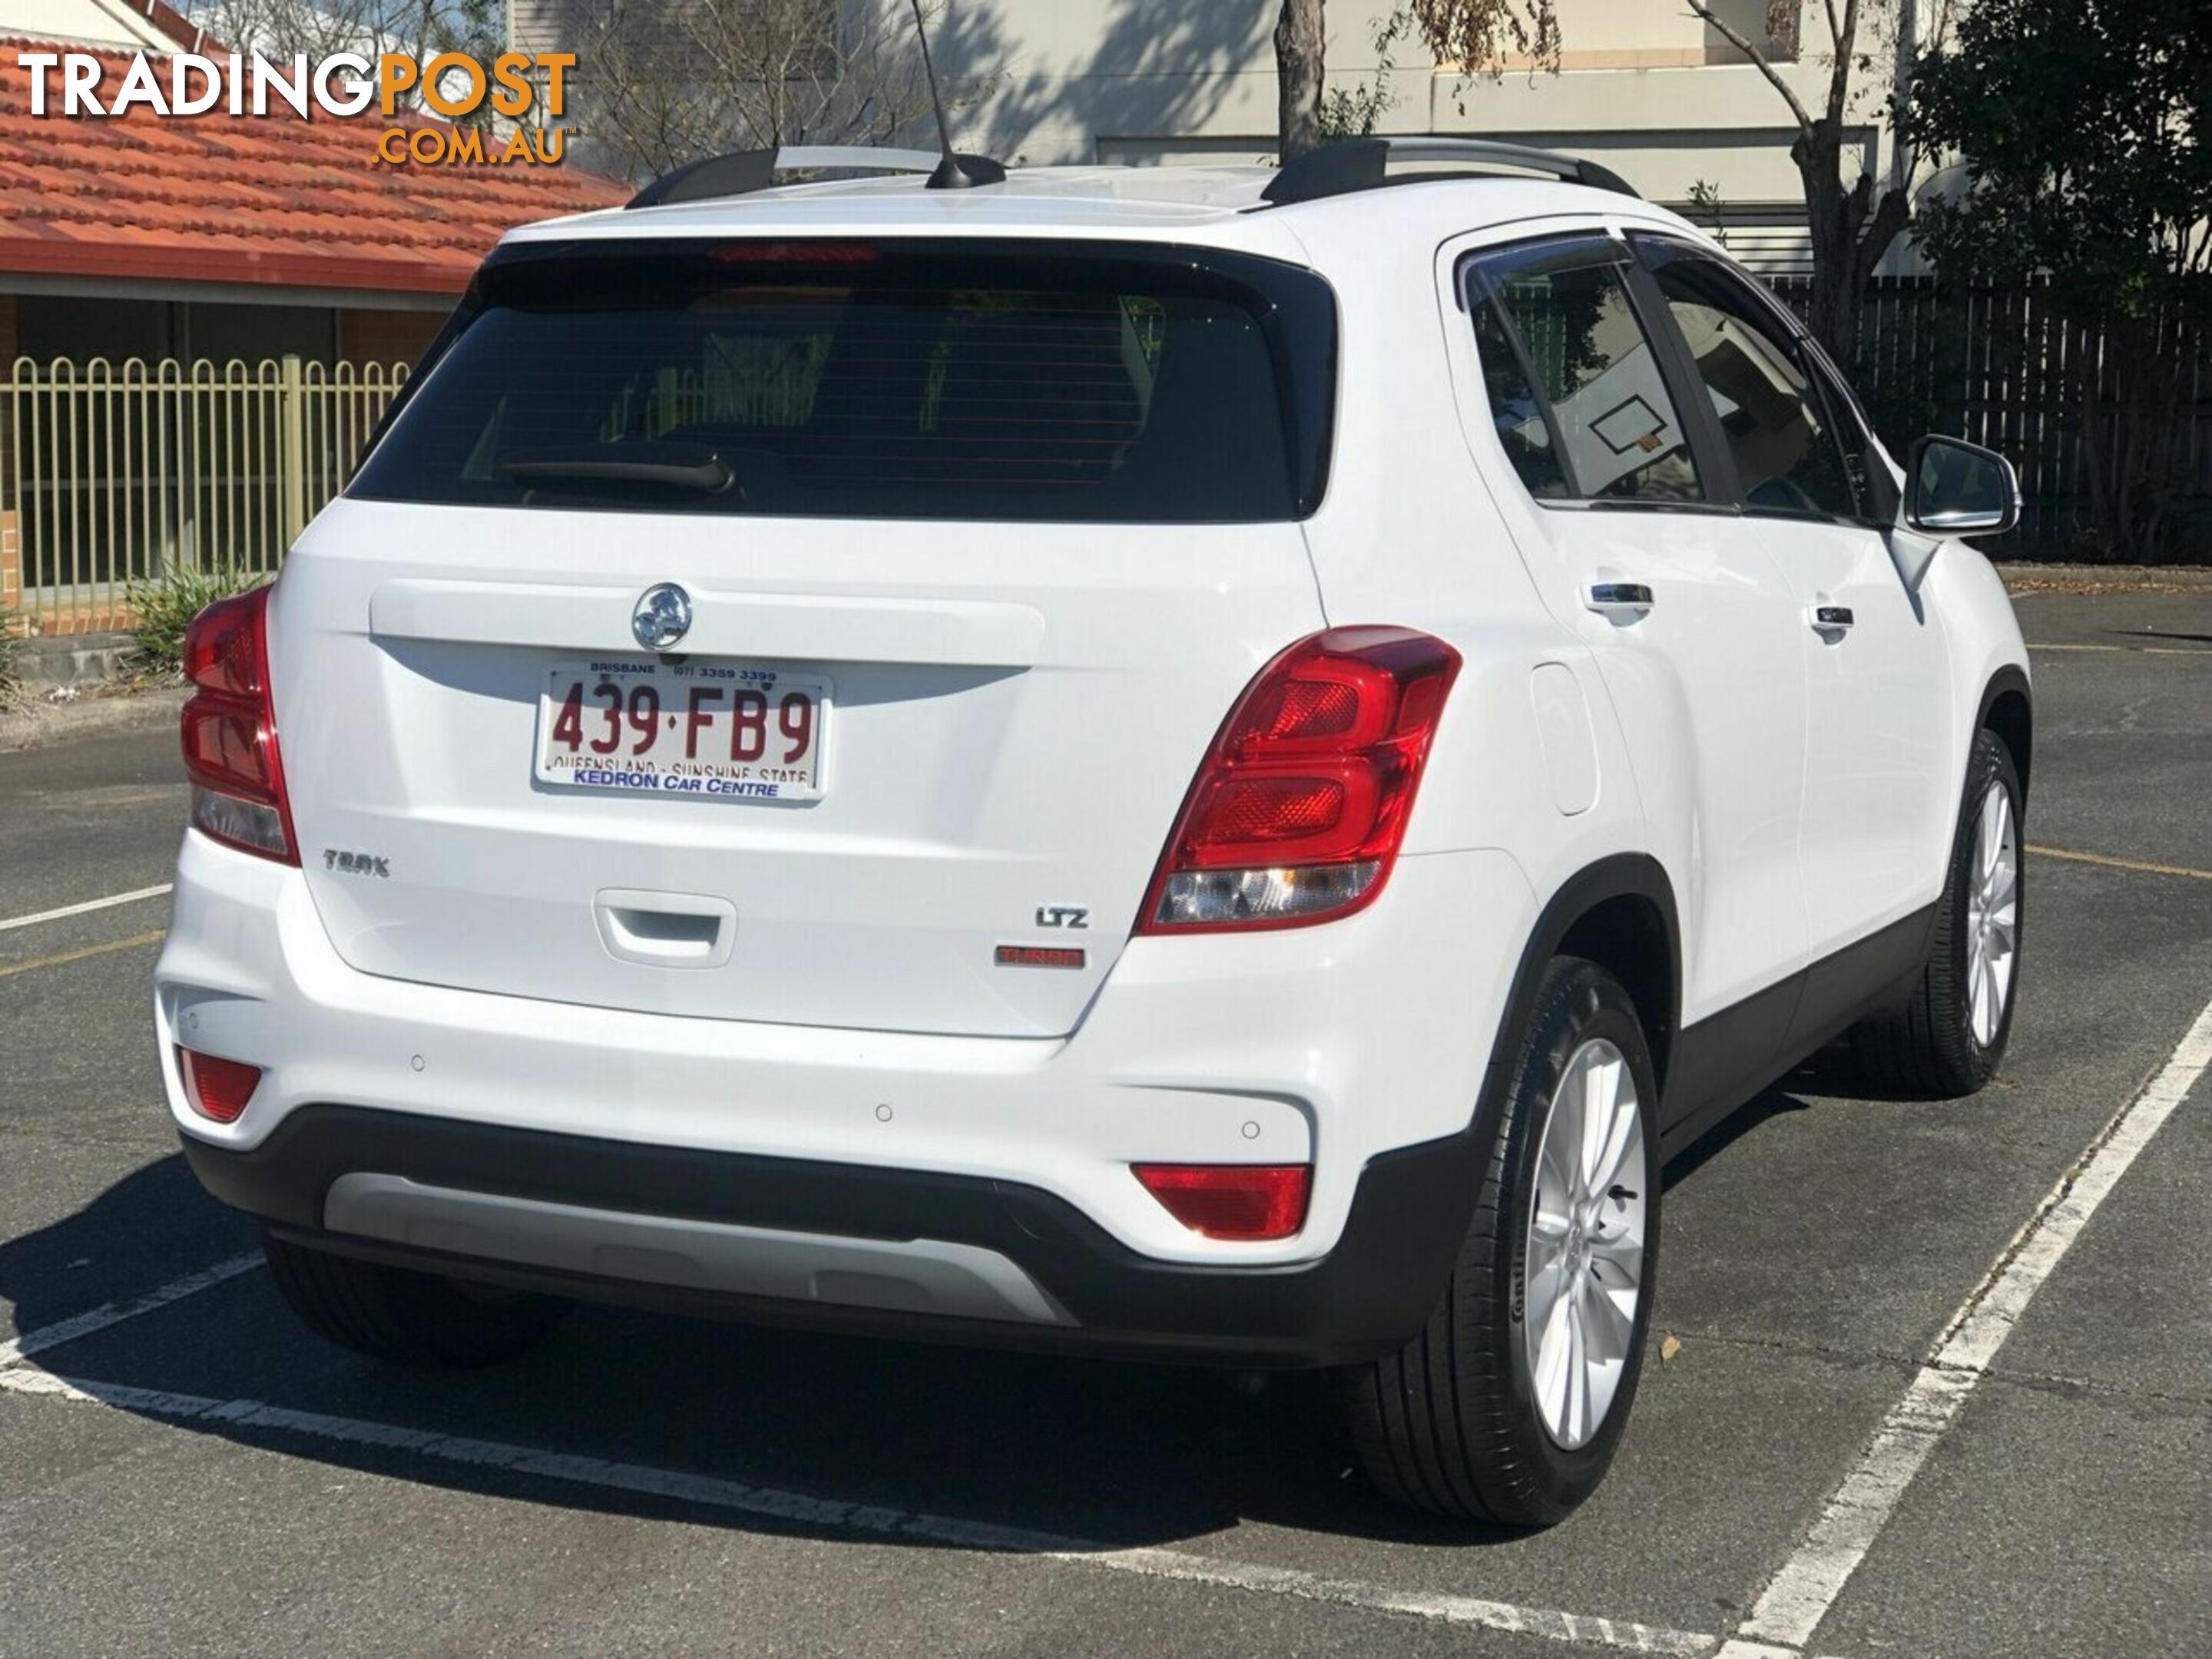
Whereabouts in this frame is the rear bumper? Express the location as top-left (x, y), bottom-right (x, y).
top-left (157, 830), bottom-right (1537, 1359)
top-left (157, 832), bottom-right (1533, 1264)
top-left (183, 1104), bottom-right (1484, 1367)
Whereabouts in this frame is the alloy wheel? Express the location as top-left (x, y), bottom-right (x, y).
top-left (1965, 780), bottom-right (2020, 1048)
top-left (1522, 1038), bottom-right (1648, 1451)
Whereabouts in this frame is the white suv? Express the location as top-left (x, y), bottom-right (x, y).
top-left (156, 137), bottom-right (2031, 1525)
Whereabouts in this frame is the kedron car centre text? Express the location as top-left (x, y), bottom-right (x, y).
top-left (14, 51), bottom-right (577, 167)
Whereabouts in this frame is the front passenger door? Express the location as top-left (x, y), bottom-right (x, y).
top-left (1632, 238), bottom-right (1953, 964)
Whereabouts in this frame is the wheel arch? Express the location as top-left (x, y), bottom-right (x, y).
top-left (1977, 665), bottom-right (2033, 801)
top-left (1491, 854), bottom-right (1681, 1102)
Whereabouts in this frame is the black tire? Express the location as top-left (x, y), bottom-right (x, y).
top-left (1346, 958), bottom-right (1661, 1526)
top-left (262, 1230), bottom-right (570, 1367)
top-left (1851, 730), bottom-right (2024, 1098)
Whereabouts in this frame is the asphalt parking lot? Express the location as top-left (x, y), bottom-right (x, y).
top-left (2, 586), bottom-right (2207, 1659)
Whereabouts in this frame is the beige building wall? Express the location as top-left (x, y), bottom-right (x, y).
top-left (939, 0), bottom-right (1913, 273)
top-left (510, 0), bottom-right (1926, 273)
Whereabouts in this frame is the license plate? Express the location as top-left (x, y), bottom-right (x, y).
top-left (535, 659), bottom-right (830, 802)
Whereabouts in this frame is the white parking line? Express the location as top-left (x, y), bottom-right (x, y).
top-left (0, 1362), bottom-right (1717, 1656)
top-left (0, 883), bottom-right (174, 934)
top-left (14, 997), bottom-right (2207, 1656)
top-left (2025, 641), bottom-right (2209, 657)
top-left (1076, 1548), bottom-right (1712, 1654)
top-left (0, 1253), bottom-right (262, 1370)
top-left (1719, 994), bottom-right (2212, 1657)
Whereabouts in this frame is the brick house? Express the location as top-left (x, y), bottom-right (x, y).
top-left (0, 0), bottom-right (627, 631)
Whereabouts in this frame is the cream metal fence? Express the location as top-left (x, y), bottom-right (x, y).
top-left (2, 356), bottom-right (410, 634)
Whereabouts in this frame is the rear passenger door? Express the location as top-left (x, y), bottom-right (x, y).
top-left (1460, 234), bottom-right (1813, 1029)
top-left (1629, 237), bottom-right (1953, 964)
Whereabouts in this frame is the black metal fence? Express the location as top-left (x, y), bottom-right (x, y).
top-left (1767, 276), bottom-right (2212, 558)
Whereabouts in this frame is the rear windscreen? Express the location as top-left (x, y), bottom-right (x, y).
top-left (349, 239), bottom-right (1336, 523)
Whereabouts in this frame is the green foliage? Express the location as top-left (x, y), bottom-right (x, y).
top-left (128, 562), bottom-right (265, 678)
top-left (1903, 0), bottom-right (2210, 308)
top-left (1684, 180), bottom-right (1728, 249)
top-left (1319, 9), bottom-right (1413, 141)
top-left (1901, 0), bottom-right (2212, 558)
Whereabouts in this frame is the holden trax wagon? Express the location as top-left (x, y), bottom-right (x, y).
top-left (158, 137), bottom-right (2031, 1525)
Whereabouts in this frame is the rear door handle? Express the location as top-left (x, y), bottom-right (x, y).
top-left (1811, 605), bottom-right (1855, 632)
top-left (1585, 582), bottom-right (1655, 617)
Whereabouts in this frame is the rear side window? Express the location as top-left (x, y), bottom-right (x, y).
top-left (1465, 240), bottom-right (1704, 505)
top-left (350, 240), bottom-right (1336, 523)
top-left (1470, 297), bottom-right (1571, 498)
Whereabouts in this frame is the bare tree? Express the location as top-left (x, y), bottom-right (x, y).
top-left (187, 0), bottom-right (498, 75)
top-left (575, 0), bottom-right (986, 185)
top-left (1682, 0), bottom-right (1957, 363)
top-left (186, 0), bottom-right (503, 122)
top-left (1277, 1), bottom-right (1560, 163)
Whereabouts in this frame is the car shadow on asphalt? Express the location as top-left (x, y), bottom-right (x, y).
top-left (0, 1155), bottom-right (255, 1337)
top-left (2, 1070), bottom-right (1854, 1556)
top-left (0, 1151), bottom-right (1522, 1548)
top-left (1661, 1083), bottom-right (1814, 1190)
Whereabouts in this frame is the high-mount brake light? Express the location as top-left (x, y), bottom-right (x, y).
top-left (179, 585), bottom-right (297, 865)
top-left (709, 240), bottom-right (882, 266)
top-left (1137, 627), bottom-right (1460, 933)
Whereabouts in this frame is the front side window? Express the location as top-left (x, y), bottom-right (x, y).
top-left (1467, 239), bottom-right (1704, 505)
top-left (1638, 243), bottom-right (1859, 520)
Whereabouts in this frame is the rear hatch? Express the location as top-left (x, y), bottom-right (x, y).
top-left (275, 234), bottom-right (1337, 1038)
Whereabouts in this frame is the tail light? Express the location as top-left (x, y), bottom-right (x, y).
top-left (180, 585), bottom-right (297, 864)
top-left (176, 1047), bottom-right (261, 1124)
top-left (1137, 628), bottom-right (1460, 932)
top-left (1133, 1164), bottom-right (1312, 1240)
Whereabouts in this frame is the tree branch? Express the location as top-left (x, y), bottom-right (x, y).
top-left (1827, 0), bottom-right (1862, 125)
top-left (1852, 175), bottom-right (1911, 285)
top-left (1683, 0), bottom-right (1814, 134)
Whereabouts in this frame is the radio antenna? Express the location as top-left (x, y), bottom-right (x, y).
top-left (906, 0), bottom-right (1003, 189)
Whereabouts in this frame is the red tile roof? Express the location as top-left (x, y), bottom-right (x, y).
top-left (0, 41), bottom-right (630, 295)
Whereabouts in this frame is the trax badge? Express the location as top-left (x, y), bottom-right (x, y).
top-left (323, 849), bottom-right (390, 878)
top-left (632, 583), bottom-right (693, 651)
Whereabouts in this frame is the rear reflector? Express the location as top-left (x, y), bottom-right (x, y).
top-left (1132, 1164), bottom-right (1312, 1241)
top-left (177, 1047), bottom-right (261, 1124)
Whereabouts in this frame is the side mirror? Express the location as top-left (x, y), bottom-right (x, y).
top-left (1905, 435), bottom-right (2020, 538)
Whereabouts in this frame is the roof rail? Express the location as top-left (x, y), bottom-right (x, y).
top-left (1260, 137), bottom-right (1639, 207)
top-left (626, 145), bottom-right (1007, 210)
